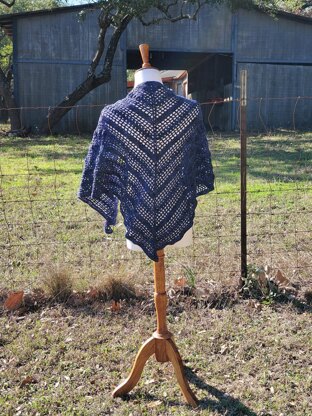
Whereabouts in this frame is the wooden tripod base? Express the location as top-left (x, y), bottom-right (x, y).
top-left (112, 332), bottom-right (198, 407)
top-left (112, 248), bottom-right (198, 407)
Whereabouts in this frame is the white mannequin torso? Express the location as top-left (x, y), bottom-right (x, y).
top-left (126, 68), bottom-right (193, 252)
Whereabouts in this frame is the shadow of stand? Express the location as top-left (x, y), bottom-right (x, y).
top-left (184, 365), bottom-right (259, 415)
top-left (118, 364), bottom-right (259, 415)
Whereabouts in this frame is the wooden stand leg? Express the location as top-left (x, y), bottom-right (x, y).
top-left (165, 338), bottom-right (198, 407)
top-left (112, 249), bottom-right (199, 408)
top-left (112, 336), bottom-right (155, 397)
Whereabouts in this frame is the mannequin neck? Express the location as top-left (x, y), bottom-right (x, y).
top-left (134, 68), bottom-right (163, 88)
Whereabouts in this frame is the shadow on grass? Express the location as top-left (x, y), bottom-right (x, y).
top-left (0, 135), bottom-right (90, 163)
top-left (2, 289), bottom-right (311, 320)
top-left (116, 367), bottom-right (257, 415)
top-left (185, 366), bottom-right (258, 415)
top-left (213, 134), bottom-right (312, 184)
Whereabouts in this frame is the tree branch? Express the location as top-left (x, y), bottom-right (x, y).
top-left (88, 9), bottom-right (112, 77)
top-left (100, 13), bottom-right (133, 79)
top-left (138, 0), bottom-right (204, 25)
top-left (0, 0), bottom-right (15, 6)
top-left (39, 8), bottom-right (134, 134)
top-left (0, 65), bottom-right (21, 130)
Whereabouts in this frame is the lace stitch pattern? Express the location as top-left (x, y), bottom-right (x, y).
top-left (77, 81), bottom-right (215, 262)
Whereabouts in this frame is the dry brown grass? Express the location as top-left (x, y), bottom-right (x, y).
top-left (41, 262), bottom-right (73, 302)
top-left (94, 274), bottom-right (137, 302)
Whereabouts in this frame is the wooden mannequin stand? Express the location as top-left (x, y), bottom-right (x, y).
top-left (112, 248), bottom-right (199, 407)
top-left (112, 44), bottom-right (198, 407)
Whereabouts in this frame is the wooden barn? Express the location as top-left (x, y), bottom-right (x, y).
top-left (0, 3), bottom-right (311, 133)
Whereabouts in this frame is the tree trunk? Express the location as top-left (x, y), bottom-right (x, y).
top-left (38, 11), bottom-right (133, 135)
top-left (0, 96), bottom-right (8, 123)
top-left (39, 73), bottom-right (110, 135)
top-left (0, 68), bottom-right (21, 130)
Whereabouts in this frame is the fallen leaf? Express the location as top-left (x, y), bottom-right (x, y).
top-left (194, 287), bottom-right (208, 297)
top-left (246, 299), bottom-right (262, 311)
top-left (274, 270), bottom-right (290, 287)
top-left (147, 400), bottom-right (162, 408)
top-left (111, 300), bottom-right (121, 312)
top-left (20, 375), bottom-right (38, 387)
top-left (264, 264), bottom-right (271, 275)
top-left (167, 288), bottom-right (176, 298)
top-left (258, 271), bottom-right (268, 287)
top-left (144, 378), bottom-right (156, 385)
top-left (4, 291), bottom-right (24, 311)
top-left (86, 288), bottom-right (100, 299)
top-left (91, 301), bottom-right (105, 312)
top-left (174, 277), bottom-right (186, 287)
top-left (220, 344), bottom-right (228, 354)
top-left (135, 288), bottom-right (147, 297)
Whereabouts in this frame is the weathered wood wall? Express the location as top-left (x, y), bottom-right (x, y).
top-left (15, 8), bottom-right (126, 133)
top-left (11, 4), bottom-right (312, 132)
top-left (236, 9), bottom-right (312, 63)
top-left (127, 4), bottom-right (232, 52)
top-left (237, 63), bottom-right (312, 130)
top-left (233, 9), bottom-right (312, 130)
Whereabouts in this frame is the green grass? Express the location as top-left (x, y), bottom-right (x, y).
top-left (1, 300), bottom-right (311, 415)
top-left (0, 131), bottom-right (311, 289)
top-left (0, 131), bottom-right (311, 415)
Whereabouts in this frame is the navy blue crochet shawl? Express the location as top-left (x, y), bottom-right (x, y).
top-left (77, 81), bottom-right (214, 262)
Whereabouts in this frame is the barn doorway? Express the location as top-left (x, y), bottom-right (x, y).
top-left (127, 50), bottom-right (233, 131)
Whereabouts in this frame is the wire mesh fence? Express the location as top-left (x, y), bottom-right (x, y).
top-left (0, 93), bottom-right (311, 291)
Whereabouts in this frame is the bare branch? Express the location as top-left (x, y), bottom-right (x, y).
top-left (138, 0), bottom-right (204, 26)
top-left (88, 9), bottom-right (112, 77)
top-left (0, 0), bottom-right (15, 6)
top-left (100, 13), bottom-right (133, 79)
top-left (156, 0), bottom-right (179, 15)
top-left (37, 0), bottom-right (213, 134)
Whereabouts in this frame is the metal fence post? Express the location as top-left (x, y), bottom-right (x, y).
top-left (240, 70), bottom-right (247, 285)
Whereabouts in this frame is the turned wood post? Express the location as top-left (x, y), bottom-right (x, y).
top-left (139, 44), bottom-right (152, 68)
top-left (153, 249), bottom-right (172, 338)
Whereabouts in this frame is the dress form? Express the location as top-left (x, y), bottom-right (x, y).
top-left (126, 67), bottom-right (193, 252)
